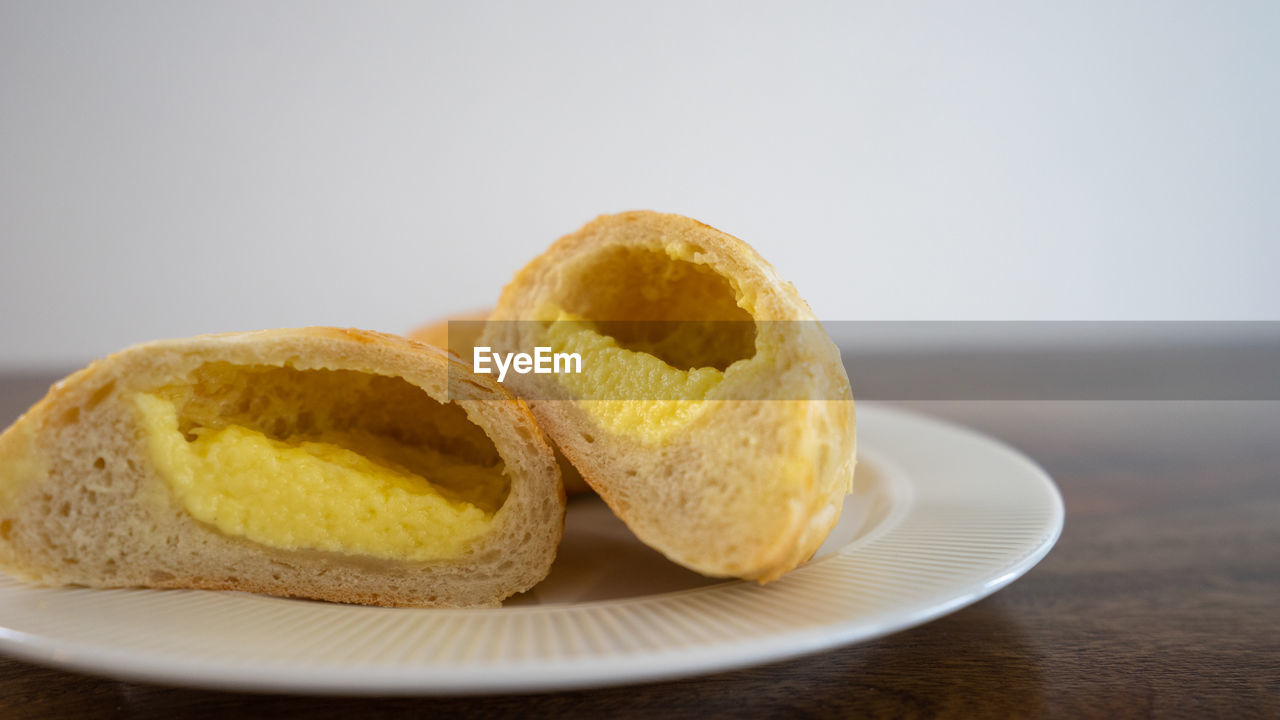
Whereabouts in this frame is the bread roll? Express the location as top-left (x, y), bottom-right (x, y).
top-left (408, 311), bottom-right (593, 497)
top-left (480, 211), bottom-right (856, 582)
top-left (0, 327), bottom-right (564, 607)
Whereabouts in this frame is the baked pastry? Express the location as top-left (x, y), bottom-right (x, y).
top-left (407, 309), bottom-right (490, 355)
top-left (0, 327), bottom-right (564, 607)
top-left (409, 311), bottom-right (593, 497)
top-left (480, 211), bottom-right (856, 582)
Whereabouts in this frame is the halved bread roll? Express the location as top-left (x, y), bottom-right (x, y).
top-left (0, 327), bottom-right (564, 607)
top-left (408, 311), bottom-right (593, 497)
top-left (480, 211), bottom-right (856, 582)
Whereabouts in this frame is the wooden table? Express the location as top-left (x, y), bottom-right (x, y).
top-left (0, 361), bottom-right (1277, 718)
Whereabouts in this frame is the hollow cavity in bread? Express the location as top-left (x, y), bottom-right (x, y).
top-left (529, 241), bottom-right (765, 442)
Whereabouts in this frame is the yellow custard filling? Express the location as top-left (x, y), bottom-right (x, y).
top-left (545, 313), bottom-right (730, 441)
top-left (132, 365), bottom-right (508, 561)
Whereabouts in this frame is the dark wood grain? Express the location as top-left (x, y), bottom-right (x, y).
top-left (0, 368), bottom-right (1277, 718)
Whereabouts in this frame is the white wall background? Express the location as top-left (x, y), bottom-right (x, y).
top-left (2, 1), bottom-right (1277, 367)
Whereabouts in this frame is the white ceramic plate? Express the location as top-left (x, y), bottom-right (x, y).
top-left (0, 403), bottom-right (1063, 695)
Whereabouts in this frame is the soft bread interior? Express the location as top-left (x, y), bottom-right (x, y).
top-left (133, 363), bottom-right (511, 561)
